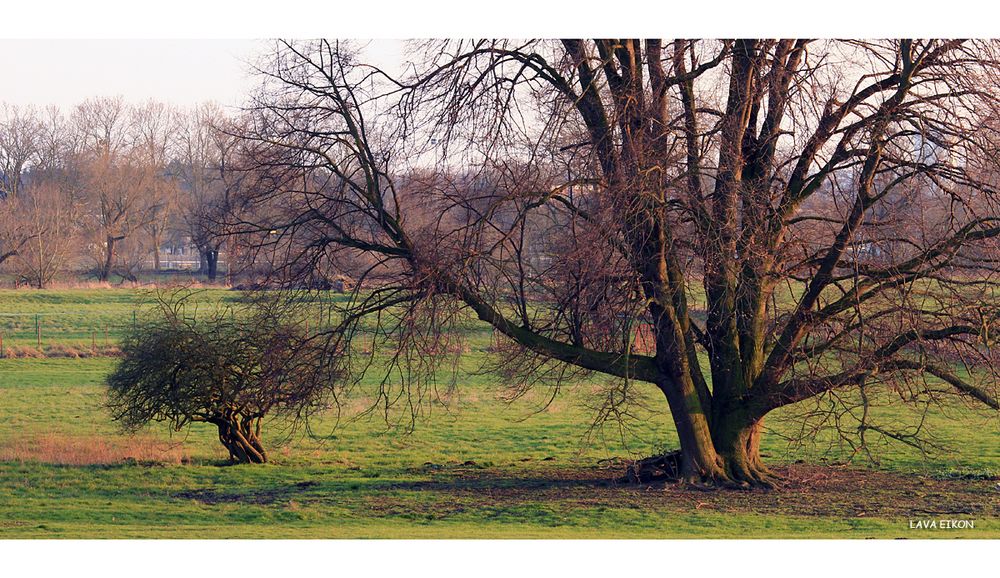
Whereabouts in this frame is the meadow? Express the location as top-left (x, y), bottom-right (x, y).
top-left (0, 289), bottom-right (997, 538)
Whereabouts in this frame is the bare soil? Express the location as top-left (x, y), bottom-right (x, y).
top-left (371, 463), bottom-right (1000, 520)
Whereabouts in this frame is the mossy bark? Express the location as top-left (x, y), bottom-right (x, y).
top-left (655, 381), bottom-right (774, 488)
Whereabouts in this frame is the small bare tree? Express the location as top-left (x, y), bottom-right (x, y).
top-left (106, 292), bottom-right (342, 463)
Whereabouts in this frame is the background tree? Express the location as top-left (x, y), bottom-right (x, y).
top-left (0, 197), bottom-right (33, 269)
top-left (132, 100), bottom-right (180, 272)
top-left (0, 104), bottom-right (41, 199)
top-left (12, 180), bottom-right (80, 288)
top-left (72, 97), bottom-right (160, 281)
top-left (176, 103), bottom-right (238, 282)
top-left (106, 292), bottom-right (342, 463)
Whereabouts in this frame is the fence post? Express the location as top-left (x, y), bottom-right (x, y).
top-left (1, 333), bottom-right (4, 358)
top-left (35, 314), bottom-right (40, 349)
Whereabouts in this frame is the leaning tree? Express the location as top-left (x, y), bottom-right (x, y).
top-left (226, 39), bottom-right (1000, 486)
top-left (107, 293), bottom-right (341, 463)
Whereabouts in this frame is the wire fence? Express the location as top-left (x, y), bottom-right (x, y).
top-left (0, 312), bottom-right (140, 358)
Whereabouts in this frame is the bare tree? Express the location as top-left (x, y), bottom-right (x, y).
top-left (0, 104), bottom-right (42, 199)
top-left (12, 180), bottom-right (79, 288)
top-left (72, 97), bottom-right (162, 281)
top-left (176, 103), bottom-right (236, 282)
top-left (227, 39), bottom-right (1000, 488)
top-left (0, 198), bottom-right (32, 269)
top-left (133, 101), bottom-right (180, 272)
top-left (106, 292), bottom-right (342, 463)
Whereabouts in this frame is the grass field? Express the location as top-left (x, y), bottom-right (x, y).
top-left (0, 289), bottom-right (998, 538)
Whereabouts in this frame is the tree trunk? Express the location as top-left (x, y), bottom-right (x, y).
top-left (206, 249), bottom-right (219, 283)
top-left (653, 384), bottom-right (774, 488)
top-left (214, 417), bottom-right (267, 464)
top-left (100, 235), bottom-right (116, 281)
top-left (657, 380), bottom-right (728, 483)
top-left (711, 415), bottom-right (773, 487)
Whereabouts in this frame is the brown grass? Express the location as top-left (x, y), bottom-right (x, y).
top-left (3, 345), bottom-right (46, 358)
top-left (44, 343), bottom-right (83, 358)
top-left (0, 433), bottom-right (190, 465)
top-left (0, 343), bottom-right (121, 359)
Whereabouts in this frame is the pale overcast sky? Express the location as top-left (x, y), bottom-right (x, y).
top-left (0, 39), bottom-right (405, 111)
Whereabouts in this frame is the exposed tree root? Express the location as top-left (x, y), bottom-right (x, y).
top-left (619, 451), bottom-right (778, 490)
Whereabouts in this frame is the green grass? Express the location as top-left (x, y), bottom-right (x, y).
top-left (0, 289), bottom-right (998, 538)
top-left (0, 288), bottom-right (244, 347)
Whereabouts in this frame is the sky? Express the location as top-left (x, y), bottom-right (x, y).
top-left (0, 39), bottom-right (406, 112)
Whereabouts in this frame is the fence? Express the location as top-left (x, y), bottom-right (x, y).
top-left (0, 312), bottom-right (139, 358)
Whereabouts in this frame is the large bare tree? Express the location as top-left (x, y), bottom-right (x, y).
top-left (229, 39), bottom-right (1000, 487)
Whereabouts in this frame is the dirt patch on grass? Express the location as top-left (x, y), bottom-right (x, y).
top-left (174, 481), bottom-right (319, 505)
top-left (0, 433), bottom-right (189, 465)
top-left (375, 464), bottom-right (1000, 520)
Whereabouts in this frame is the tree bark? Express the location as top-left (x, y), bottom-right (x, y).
top-left (653, 382), bottom-right (774, 488)
top-left (711, 416), bottom-right (773, 487)
top-left (656, 381), bottom-right (728, 484)
top-left (205, 248), bottom-right (219, 283)
top-left (214, 417), bottom-right (267, 464)
top-left (100, 235), bottom-right (116, 281)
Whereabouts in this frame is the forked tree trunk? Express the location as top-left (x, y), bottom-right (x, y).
top-left (212, 416), bottom-right (267, 464)
top-left (655, 383), bottom-right (773, 488)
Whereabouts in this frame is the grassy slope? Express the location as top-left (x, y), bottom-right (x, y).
top-left (0, 290), bottom-right (998, 538)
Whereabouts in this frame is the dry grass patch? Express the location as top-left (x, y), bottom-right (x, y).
top-left (0, 433), bottom-right (190, 465)
top-left (0, 344), bottom-right (121, 359)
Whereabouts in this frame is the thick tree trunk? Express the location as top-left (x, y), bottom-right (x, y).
top-left (214, 418), bottom-right (267, 464)
top-left (657, 381), bottom-right (728, 483)
top-left (653, 384), bottom-right (774, 488)
top-left (711, 416), bottom-right (773, 487)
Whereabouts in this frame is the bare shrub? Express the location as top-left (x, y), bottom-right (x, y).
top-left (106, 290), bottom-right (343, 464)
